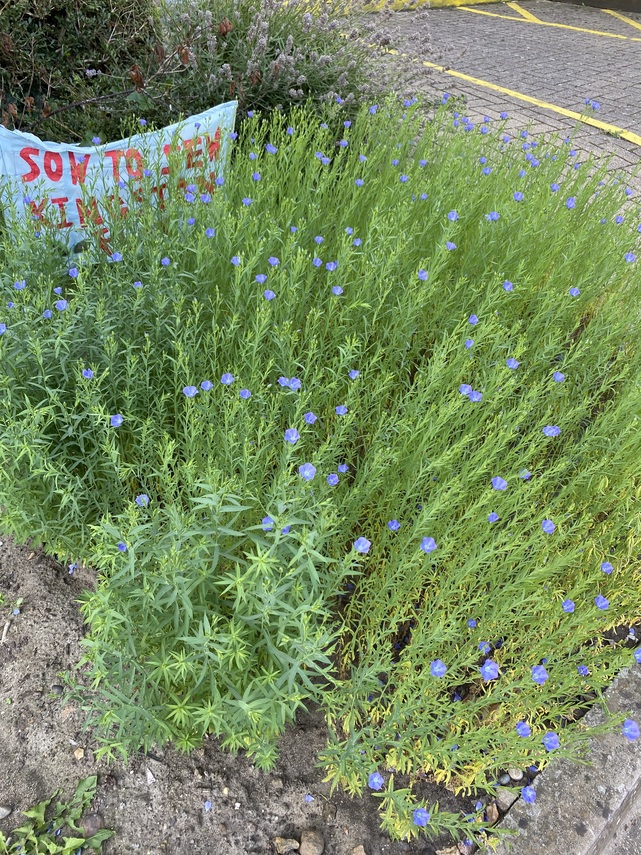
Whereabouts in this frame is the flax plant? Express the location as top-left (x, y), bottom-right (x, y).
top-left (1, 95), bottom-right (641, 843)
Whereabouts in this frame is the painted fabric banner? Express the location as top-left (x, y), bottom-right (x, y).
top-left (0, 100), bottom-right (238, 250)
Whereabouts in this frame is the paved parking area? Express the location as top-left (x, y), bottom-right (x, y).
top-left (369, 0), bottom-right (641, 185)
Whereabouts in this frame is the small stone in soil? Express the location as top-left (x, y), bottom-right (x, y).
top-left (272, 838), bottom-right (300, 854)
top-left (508, 768), bottom-right (524, 781)
top-left (51, 685), bottom-right (64, 695)
top-left (0, 806), bottom-right (13, 821)
top-left (495, 787), bottom-right (518, 812)
top-left (351, 846), bottom-right (368, 855)
top-left (300, 828), bottom-right (325, 855)
top-left (457, 840), bottom-right (477, 855)
top-left (80, 813), bottom-right (104, 838)
top-left (498, 773), bottom-right (511, 785)
top-left (485, 802), bottom-right (499, 824)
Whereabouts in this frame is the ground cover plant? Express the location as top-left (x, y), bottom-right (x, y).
top-left (0, 776), bottom-right (113, 853)
top-left (1, 95), bottom-right (641, 846)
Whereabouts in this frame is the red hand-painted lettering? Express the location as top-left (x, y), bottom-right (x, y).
top-left (68, 152), bottom-right (91, 186)
top-left (19, 147), bottom-right (41, 182)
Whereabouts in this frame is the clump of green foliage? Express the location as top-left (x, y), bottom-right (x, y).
top-left (0, 776), bottom-right (114, 854)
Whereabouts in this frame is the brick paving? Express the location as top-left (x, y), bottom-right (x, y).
top-left (366, 0), bottom-right (641, 188)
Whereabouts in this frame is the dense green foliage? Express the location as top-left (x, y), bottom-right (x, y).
top-left (1, 97), bottom-right (641, 843)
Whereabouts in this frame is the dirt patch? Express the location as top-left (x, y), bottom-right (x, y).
top-left (0, 532), bottom-right (472, 855)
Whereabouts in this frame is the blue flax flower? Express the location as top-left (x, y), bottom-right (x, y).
top-left (332, 286), bottom-right (343, 296)
top-left (522, 786), bottom-right (536, 804)
top-left (255, 274), bottom-right (267, 284)
top-left (492, 476), bottom-right (508, 491)
top-left (506, 358), bottom-right (520, 369)
top-left (488, 512), bottom-right (499, 523)
top-left (465, 339), bottom-right (474, 349)
top-left (479, 641), bottom-right (491, 654)
top-left (553, 371), bottom-right (565, 382)
top-left (221, 373), bottom-right (234, 385)
top-left (446, 241), bottom-right (457, 250)
top-left (418, 269), bottom-right (428, 281)
top-left (110, 414), bottom-right (123, 427)
top-left (480, 660), bottom-right (499, 681)
top-left (448, 211), bottom-right (459, 221)
top-left (349, 369), bottom-right (359, 379)
top-left (413, 808), bottom-right (430, 827)
top-left (420, 537), bottom-right (437, 553)
top-left (327, 474), bottom-right (339, 486)
top-left (469, 314), bottom-right (478, 325)
top-left (469, 390), bottom-right (483, 402)
top-left (299, 463), bottom-right (316, 481)
top-left (388, 520), bottom-right (401, 531)
top-left (516, 721), bottom-right (531, 737)
top-left (562, 599), bottom-right (575, 613)
top-left (514, 192), bottom-right (524, 202)
top-left (601, 561), bottom-right (613, 574)
top-left (82, 368), bottom-right (93, 379)
top-left (338, 463), bottom-right (349, 473)
top-left (542, 519), bottom-right (556, 534)
top-left (486, 212), bottom-right (499, 221)
top-left (503, 281), bottom-right (513, 291)
top-left (566, 197), bottom-right (576, 209)
top-left (542, 732), bottom-right (560, 751)
top-left (183, 386), bottom-right (198, 398)
top-left (201, 380), bottom-right (213, 391)
top-left (262, 516), bottom-right (274, 531)
top-left (136, 494), bottom-right (149, 507)
top-left (595, 595), bottom-right (609, 610)
top-left (569, 287), bottom-right (580, 296)
top-left (354, 537), bottom-right (371, 553)
top-left (532, 665), bottom-right (549, 685)
top-left (264, 290), bottom-right (276, 300)
top-left (335, 405), bottom-right (348, 416)
top-left (467, 619), bottom-right (477, 628)
top-left (368, 772), bottom-right (384, 790)
top-left (622, 719), bottom-right (640, 741)
top-left (284, 428), bottom-right (300, 444)
top-left (117, 542), bottom-right (127, 552)
top-left (240, 389), bottom-right (251, 399)
top-left (543, 425), bottom-right (560, 436)
top-left (577, 665), bottom-right (589, 676)
top-left (430, 659), bottom-right (447, 678)
top-left (304, 412), bottom-right (317, 424)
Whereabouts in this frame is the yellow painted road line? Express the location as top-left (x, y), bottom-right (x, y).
top-left (505, 2), bottom-right (541, 22)
top-left (382, 47), bottom-right (641, 148)
top-left (361, 0), bottom-right (500, 9)
top-left (458, 5), bottom-right (641, 40)
top-left (602, 8), bottom-right (641, 32)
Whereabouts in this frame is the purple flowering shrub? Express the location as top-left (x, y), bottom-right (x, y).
top-left (153, 0), bottom-right (380, 121)
top-left (1, 96), bottom-right (641, 842)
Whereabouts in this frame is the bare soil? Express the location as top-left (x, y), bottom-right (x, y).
top-left (0, 532), bottom-right (472, 855)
